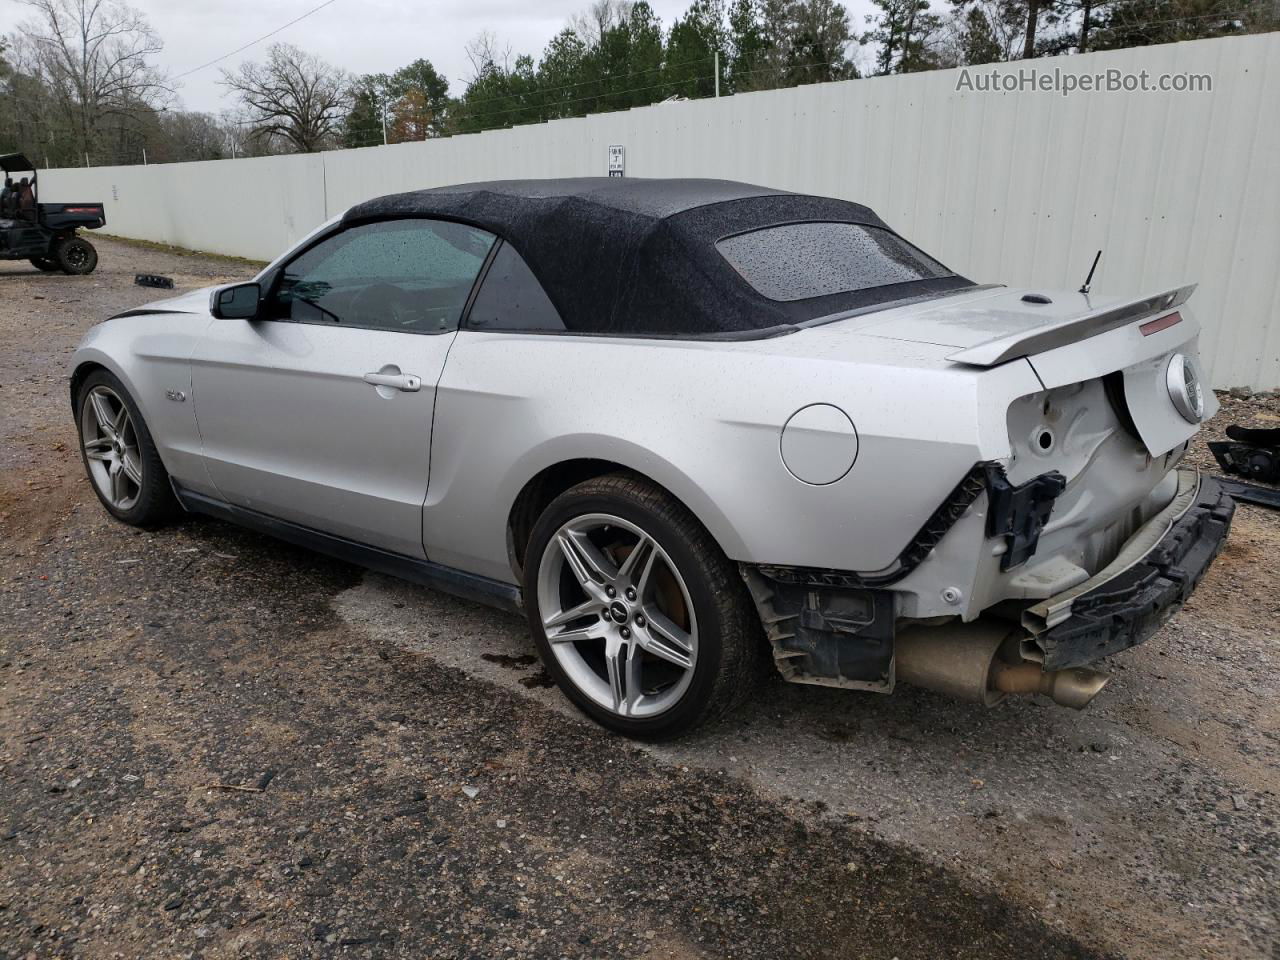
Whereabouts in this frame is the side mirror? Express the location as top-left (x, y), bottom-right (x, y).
top-left (210, 282), bottom-right (261, 320)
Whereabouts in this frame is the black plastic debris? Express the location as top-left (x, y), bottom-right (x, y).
top-left (1211, 422), bottom-right (1280, 509)
top-left (1210, 423), bottom-right (1280, 484)
top-left (134, 273), bottom-right (174, 289)
top-left (1215, 477), bottom-right (1280, 510)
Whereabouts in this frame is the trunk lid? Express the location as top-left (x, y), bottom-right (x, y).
top-left (857, 282), bottom-right (1211, 456)
top-left (856, 284), bottom-right (1193, 364)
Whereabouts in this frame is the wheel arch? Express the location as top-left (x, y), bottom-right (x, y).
top-left (70, 353), bottom-right (141, 410)
top-left (504, 452), bottom-right (748, 582)
top-left (68, 352), bottom-right (165, 464)
top-left (69, 358), bottom-right (110, 407)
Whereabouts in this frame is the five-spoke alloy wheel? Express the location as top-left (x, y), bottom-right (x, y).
top-left (74, 369), bottom-right (180, 526)
top-left (80, 385), bottom-right (144, 512)
top-left (525, 474), bottom-right (759, 739)
top-left (537, 512), bottom-right (699, 720)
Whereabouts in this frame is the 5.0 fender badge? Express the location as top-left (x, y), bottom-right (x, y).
top-left (165, 389), bottom-right (186, 402)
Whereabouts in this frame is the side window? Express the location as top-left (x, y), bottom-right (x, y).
top-left (465, 242), bottom-right (565, 332)
top-left (269, 219), bottom-right (495, 333)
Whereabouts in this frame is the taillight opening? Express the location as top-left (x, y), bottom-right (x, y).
top-left (1103, 371), bottom-right (1142, 444)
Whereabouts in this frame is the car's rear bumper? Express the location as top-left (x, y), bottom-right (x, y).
top-left (1022, 470), bottom-right (1235, 670)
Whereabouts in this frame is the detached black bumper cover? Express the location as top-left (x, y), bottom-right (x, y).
top-left (1033, 475), bottom-right (1235, 671)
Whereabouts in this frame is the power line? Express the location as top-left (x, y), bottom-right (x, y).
top-left (454, 57), bottom-right (850, 127)
top-left (172, 0), bottom-right (344, 80)
top-left (22, 13), bottom-right (1265, 167)
top-left (283, 68), bottom-right (726, 149)
top-left (325, 54), bottom-right (722, 138)
top-left (445, 53), bottom-right (717, 114)
top-left (1091, 8), bottom-right (1259, 29)
top-left (454, 76), bottom-right (711, 126)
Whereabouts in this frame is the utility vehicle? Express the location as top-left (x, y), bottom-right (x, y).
top-left (0, 153), bottom-right (104, 275)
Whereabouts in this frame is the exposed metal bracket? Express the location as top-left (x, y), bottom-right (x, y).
top-left (984, 464), bottom-right (1066, 571)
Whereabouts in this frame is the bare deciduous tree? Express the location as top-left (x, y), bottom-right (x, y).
top-left (220, 43), bottom-right (350, 153)
top-left (569, 0), bottom-right (636, 44)
top-left (928, 0), bottom-right (1026, 66)
top-left (464, 31), bottom-right (513, 81)
top-left (146, 110), bottom-right (228, 162)
top-left (16, 0), bottom-right (172, 156)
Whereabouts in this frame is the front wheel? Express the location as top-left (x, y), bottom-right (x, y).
top-left (54, 236), bottom-right (98, 275)
top-left (75, 370), bottom-right (181, 527)
top-left (524, 473), bottom-right (760, 739)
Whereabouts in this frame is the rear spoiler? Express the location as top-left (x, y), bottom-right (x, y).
top-left (947, 283), bottom-right (1197, 367)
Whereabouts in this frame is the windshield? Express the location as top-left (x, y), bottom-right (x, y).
top-left (716, 221), bottom-right (954, 302)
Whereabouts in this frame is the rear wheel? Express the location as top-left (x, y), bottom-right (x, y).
top-left (54, 236), bottom-right (98, 275)
top-left (75, 369), bottom-right (181, 527)
top-left (29, 257), bottom-right (59, 272)
top-left (524, 473), bottom-right (760, 739)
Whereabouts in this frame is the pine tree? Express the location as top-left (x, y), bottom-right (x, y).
top-left (387, 59), bottom-right (451, 138)
top-left (959, 5), bottom-right (1003, 63)
top-left (665, 0), bottom-right (726, 98)
top-left (788, 0), bottom-right (859, 82)
top-left (863, 0), bottom-right (939, 73)
top-left (342, 76), bottom-right (386, 148)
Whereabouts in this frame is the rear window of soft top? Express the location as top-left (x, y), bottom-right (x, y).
top-left (715, 221), bottom-right (953, 302)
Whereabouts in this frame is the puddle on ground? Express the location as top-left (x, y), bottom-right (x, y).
top-left (479, 652), bottom-right (555, 688)
top-left (480, 652), bottom-right (538, 669)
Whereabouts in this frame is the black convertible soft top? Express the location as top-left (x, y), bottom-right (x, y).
top-left (344, 178), bottom-right (972, 337)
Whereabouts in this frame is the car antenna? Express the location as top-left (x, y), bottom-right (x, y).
top-left (1079, 249), bottom-right (1102, 294)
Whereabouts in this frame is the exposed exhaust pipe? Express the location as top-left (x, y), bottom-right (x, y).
top-left (894, 622), bottom-right (1110, 710)
top-left (989, 662), bottom-right (1110, 710)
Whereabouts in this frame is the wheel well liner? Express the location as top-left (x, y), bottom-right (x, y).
top-left (506, 458), bottom-right (712, 581)
top-left (69, 360), bottom-right (107, 406)
top-left (507, 459), bottom-right (627, 579)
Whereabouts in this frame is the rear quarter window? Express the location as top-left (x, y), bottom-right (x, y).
top-left (466, 242), bottom-right (565, 332)
top-left (716, 222), bottom-right (953, 302)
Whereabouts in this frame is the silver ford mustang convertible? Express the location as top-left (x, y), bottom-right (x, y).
top-left (70, 178), bottom-right (1233, 738)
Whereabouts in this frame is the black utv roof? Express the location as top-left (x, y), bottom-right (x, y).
top-left (0, 153), bottom-right (36, 174)
top-left (344, 177), bottom-right (971, 337)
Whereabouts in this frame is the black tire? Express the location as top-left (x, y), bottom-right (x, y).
top-left (29, 257), bottom-right (59, 272)
top-left (74, 369), bottom-right (182, 527)
top-left (523, 472), bottom-right (761, 739)
top-left (54, 236), bottom-right (98, 275)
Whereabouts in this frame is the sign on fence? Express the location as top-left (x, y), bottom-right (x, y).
top-left (608, 145), bottom-right (625, 177)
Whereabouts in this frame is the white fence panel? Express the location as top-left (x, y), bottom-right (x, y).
top-left (40, 32), bottom-right (1280, 388)
top-left (49, 153), bottom-right (328, 261)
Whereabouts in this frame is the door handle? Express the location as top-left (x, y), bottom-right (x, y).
top-left (363, 371), bottom-right (422, 392)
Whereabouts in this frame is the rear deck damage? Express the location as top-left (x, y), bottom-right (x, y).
top-left (742, 469), bottom-right (1233, 709)
top-left (1021, 469), bottom-right (1234, 670)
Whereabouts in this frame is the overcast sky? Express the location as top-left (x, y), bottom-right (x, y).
top-left (1, 0), bottom-right (880, 114)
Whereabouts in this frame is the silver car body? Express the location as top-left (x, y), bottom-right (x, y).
top-left (70, 179), bottom-right (1226, 705)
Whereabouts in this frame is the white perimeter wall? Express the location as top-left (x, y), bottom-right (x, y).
top-left (43, 32), bottom-right (1280, 389)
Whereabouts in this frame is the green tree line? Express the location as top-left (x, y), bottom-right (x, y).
top-left (1, 0), bottom-right (1274, 166)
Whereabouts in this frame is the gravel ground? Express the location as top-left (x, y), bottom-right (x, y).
top-left (1, 238), bottom-right (1276, 959)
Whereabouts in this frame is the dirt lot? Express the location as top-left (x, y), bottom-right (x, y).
top-left (1, 237), bottom-right (1276, 959)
